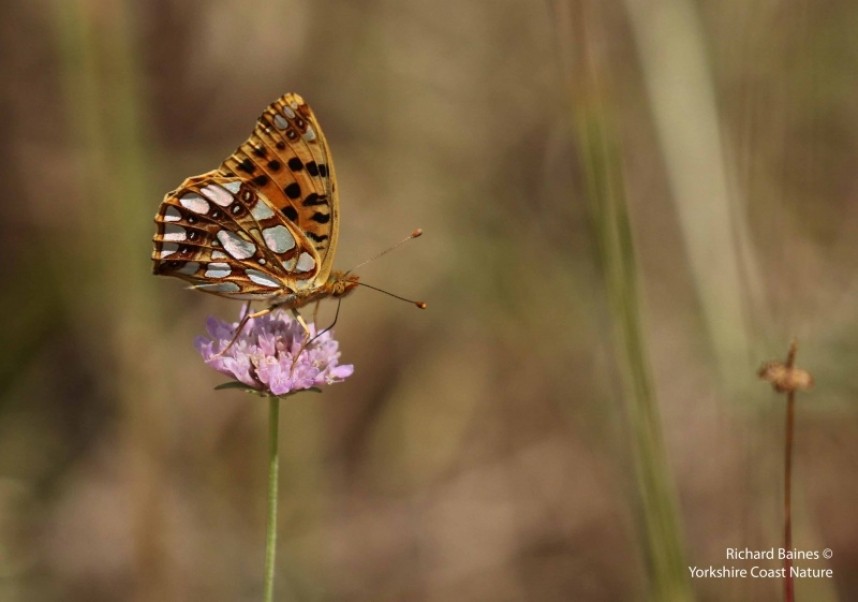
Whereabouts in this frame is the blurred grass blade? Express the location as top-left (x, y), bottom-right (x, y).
top-left (577, 110), bottom-right (693, 602)
top-left (553, 3), bottom-right (692, 598)
top-left (50, 1), bottom-right (168, 600)
top-left (622, 0), bottom-right (763, 387)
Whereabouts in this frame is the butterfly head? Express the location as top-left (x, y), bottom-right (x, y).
top-left (328, 270), bottom-right (360, 298)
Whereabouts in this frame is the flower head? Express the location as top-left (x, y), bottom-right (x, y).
top-left (195, 309), bottom-right (354, 397)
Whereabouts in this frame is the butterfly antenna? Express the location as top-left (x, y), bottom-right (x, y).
top-left (346, 228), bottom-right (423, 274)
top-left (357, 281), bottom-right (427, 309)
top-left (299, 286), bottom-right (422, 366)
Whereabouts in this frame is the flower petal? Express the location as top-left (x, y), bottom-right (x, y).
top-left (196, 309), bottom-right (352, 396)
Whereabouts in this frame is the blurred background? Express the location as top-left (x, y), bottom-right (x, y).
top-left (1, 0), bottom-right (856, 600)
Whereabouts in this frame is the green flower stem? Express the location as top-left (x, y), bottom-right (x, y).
top-left (264, 395), bottom-right (281, 602)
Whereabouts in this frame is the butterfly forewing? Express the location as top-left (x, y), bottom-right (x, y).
top-left (152, 93), bottom-right (341, 304)
top-left (217, 93), bottom-right (338, 282)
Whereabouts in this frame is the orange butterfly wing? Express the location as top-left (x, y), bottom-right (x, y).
top-left (152, 93), bottom-right (342, 305)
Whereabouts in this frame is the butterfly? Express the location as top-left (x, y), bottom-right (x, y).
top-left (151, 93), bottom-right (360, 324)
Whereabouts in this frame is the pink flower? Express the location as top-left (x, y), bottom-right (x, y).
top-left (195, 309), bottom-right (353, 397)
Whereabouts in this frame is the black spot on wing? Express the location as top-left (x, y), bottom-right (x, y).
top-left (301, 193), bottom-right (326, 207)
top-left (284, 183), bottom-right (301, 199)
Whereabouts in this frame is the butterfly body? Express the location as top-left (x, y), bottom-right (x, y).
top-left (266, 270), bottom-right (360, 310)
top-left (152, 93), bottom-right (358, 311)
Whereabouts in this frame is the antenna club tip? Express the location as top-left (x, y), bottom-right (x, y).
top-left (411, 228), bottom-right (423, 238)
top-left (416, 301), bottom-right (427, 309)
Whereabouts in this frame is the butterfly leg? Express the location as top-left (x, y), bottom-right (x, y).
top-left (313, 297), bottom-right (342, 341)
top-left (312, 300), bottom-right (321, 327)
top-left (290, 308), bottom-right (312, 337)
top-left (289, 308), bottom-right (322, 369)
top-left (214, 302), bottom-right (271, 357)
top-left (291, 299), bottom-right (343, 372)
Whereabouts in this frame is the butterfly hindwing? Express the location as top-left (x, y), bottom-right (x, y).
top-left (152, 176), bottom-right (322, 300)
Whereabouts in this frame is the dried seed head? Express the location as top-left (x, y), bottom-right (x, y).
top-left (758, 361), bottom-right (814, 393)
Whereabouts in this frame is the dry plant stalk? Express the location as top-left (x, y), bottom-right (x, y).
top-left (758, 339), bottom-right (813, 602)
